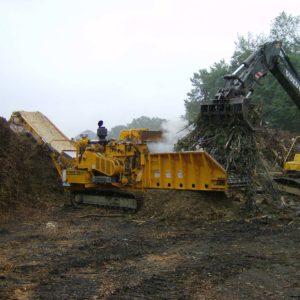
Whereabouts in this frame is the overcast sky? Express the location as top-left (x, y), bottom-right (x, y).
top-left (1, 0), bottom-right (299, 137)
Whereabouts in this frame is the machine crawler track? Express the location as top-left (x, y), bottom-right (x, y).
top-left (70, 190), bottom-right (143, 212)
top-left (273, 176), bottom-right (300, 196)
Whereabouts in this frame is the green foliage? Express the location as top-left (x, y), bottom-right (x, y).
top-left (183, 12), bottom-right (300, 132)
top-left (128, 116), bottom-right (166, 130)
top-left (184, 60), bottom-right (230, 123)
top-left (270, 11), bottom-right (300, 52)
top-left (231, 33), bottom-right (267, 69)
top-left (110, 116), bottom-right (166, 138)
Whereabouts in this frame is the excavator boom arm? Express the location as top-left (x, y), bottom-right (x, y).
top-left (200, 41), bottom-right (300, 119)
top-left (270, 48), bottom-right (300, 109)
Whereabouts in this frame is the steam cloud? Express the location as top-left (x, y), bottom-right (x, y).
top-left (148, 119), bottom-right (188, 153)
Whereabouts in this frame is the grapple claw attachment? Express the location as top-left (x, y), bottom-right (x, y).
top-left (200, 97), bottom-right (253, 129)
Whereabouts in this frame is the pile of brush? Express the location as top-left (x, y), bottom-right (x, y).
top-left (176, 112), bottom-right (291, 210)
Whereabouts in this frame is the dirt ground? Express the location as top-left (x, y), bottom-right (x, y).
top-left (1, 117), bottom-right (300, 299)
top-left (0, 194), bottom-right (299, 300)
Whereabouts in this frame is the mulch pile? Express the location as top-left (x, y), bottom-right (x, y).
top-left (138, 189), bottom-right (237, 222)
top-left (0, 117), bottom-right (64, 221)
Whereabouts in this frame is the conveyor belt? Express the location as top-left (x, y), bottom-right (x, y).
top-left (10, 111), bottom-right (76, 154)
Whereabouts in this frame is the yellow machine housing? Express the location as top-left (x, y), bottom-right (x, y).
top-left (283, 136), bottom-right (300, 173)
top-left (64, 128), bottom-right (227, 193)
top-left (273, 136), bottom-right (300, 197)
top-left (145, 152), bottom-right (226, 191)
top-left (284, 154), bottom-right (300, 172)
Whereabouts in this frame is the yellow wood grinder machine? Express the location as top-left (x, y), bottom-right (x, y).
top-left (9, 111), bottom-right (227, 210)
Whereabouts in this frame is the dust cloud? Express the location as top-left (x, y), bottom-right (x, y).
top-left (148, 119), bottom-right (188, 153)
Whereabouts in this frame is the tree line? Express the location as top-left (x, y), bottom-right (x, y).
top-left (110, 12), bottom-right (300, 137)
top-left (184, 12), bottom-right (300, 132)
top-left (110, 116), bottom-right (166, 138)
